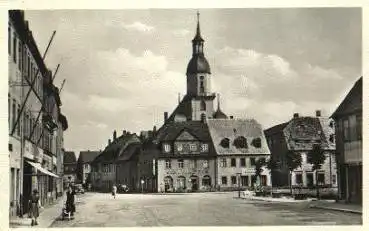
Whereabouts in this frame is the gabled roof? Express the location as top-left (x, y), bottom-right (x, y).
top-left (331, 77), bottom-right (362, 118)
top-left (93, 134), bottom-right (141, 164)
top-left (207, 119), bottom-right (270, 155)
top-left (155, 121), bottom-right (212, 143)
top-left (78, 150), bottom-right (101, 164)
top-left (283, 116), bottom-right (335, 151)
top-left (64, 151), bottom-right (77, 164)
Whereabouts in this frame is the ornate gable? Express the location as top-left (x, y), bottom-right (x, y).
top-left (176, 130), bottom-right (197, 141)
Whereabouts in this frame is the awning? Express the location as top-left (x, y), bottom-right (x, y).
top-left (26, 161), bottom-right (59, 178)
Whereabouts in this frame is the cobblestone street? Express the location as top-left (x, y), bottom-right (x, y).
top-left (50, 192), bottom-right (362, 227)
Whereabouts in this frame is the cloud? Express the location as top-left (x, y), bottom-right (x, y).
top-left (122, 22), bottom-right (155, 33)
top-left (172, 29), bottom-right (191, 36)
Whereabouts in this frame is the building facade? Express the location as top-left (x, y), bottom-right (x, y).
top-left (331, 77), bottom-right (362, 204)
top-left (264, 111), bottom-right (337, 193)
top-left (207, 119), bottom-right (272, 191)
top-left (76, 150), bottom-right (101, 185)
top-left (63, 151), bottom-right (77, 188)
top-left (8, 11), bottom-right (67, 217)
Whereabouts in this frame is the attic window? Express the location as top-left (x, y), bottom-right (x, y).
top-left (233, 136), bottom-right (248, 149)
top-left (329, 134), bottom-right (335, 143)
top-left (251, 138), bottom-right (262, 148)
top-left (220, 138), bottom-right (230, 148)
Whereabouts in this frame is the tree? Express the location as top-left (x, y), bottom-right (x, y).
top-left (285, 150), bottom-right (302, 194)
top-left (307, 144), bottom-right (326, 199)
top-left (265, 158), bottom-right (280, 196)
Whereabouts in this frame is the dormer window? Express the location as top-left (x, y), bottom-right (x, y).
top-left (163, 144), bottom-right (171, 153)
top-left (220, 138), bottom-right (230, 148)
top-left (234, 136), bottom-right (248, 149)
top-left (251, 138), bottom-right (262, 148)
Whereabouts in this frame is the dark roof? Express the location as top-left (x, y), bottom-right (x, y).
top-left (93, 134), bottom-right (141, 163)
top-left (264, 122), bottom-right (289, 136)
top-left (331, 77), bottom-right (362, 118)
top-left (64, 151), bottom-right (77, 164)
top-left (117, 143), bottom-right (141, 161)
top-left (167, 95), bottom-right (193, 122)
top-left (213, 108), bottom-right (228, 119)
top-left (78, 150), bottom-right (101, 164)
top-left (207, 119), bottom-right (270, 155)
top-left (155, 121), bottom-right (212, 143)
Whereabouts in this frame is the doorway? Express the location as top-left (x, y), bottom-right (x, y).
top-left (190, 175), bottom-right (198, 191)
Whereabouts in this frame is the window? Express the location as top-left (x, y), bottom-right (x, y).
top-left (241, 176), bottom-right (249, 186)
top-left (8, 26), bottom-right (11, 55)
top-left (356, 114), bottom-right (362, 140)
top-left (200, 76), bottom-right (204, 93)
top-left (231, 158), bottom-right (236, 167)
top-left (234, 136), bottom-right (248, 149)
top-left (250, 157), bottom-right (256, 166)
top-left (251, 138), bottom-right (262, 148)
top-left (251, 175), bottom-right (257, 186)
top-left (295, 173), bottom-right (303, 185)
top-left (306, 172), bottom-right (314, 187)
top-left (13, 33), bottom-right (16, 63)
top-left (202, 175), bottom-right (211, 186)
top-left (203, 160), bottom-right (209, 168)
top-left (164, 144), bottom-right (171, 153)
top-left (220, 158), bottom-right (227, 167)
top-left (200, 100), bottom-right (206, 110)
top-left (165, 159), bottom-right (171, 169)
top-left (317, 172), bottom-right (325, 185)
top-left (240, 158), bottom-right (246, 167)
top-left (190, 144), bottom-right (197, 151)
top-left (201, 143), bottom-right (208, 152)
top-left (343, 119), bottom-right (349, 141)
top-left (18, 40), bottom-right (22, 69)
top-left (332, 175), bottom-right (337, 185)
top-left (260, 175), bottom-right (267, 186)
top-left (220, 138), bottom-right (230, 148)
top-left (231, 176), bottom-right (237, 185)
top-left (221, 176), bottom-right (227, 185)
top-left (178, 159), bottom-right (184, 168)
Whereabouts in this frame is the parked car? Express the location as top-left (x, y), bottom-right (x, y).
top-left (74, 184), bottom-right (85, 194)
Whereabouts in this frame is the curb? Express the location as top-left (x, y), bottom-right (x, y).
top-left (235, 196), bottom-right (311, 203)
top-left (309, 205), bottom-right (362, 215)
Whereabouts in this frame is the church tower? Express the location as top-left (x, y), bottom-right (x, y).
top-left (185, 12), bottom-right (216, 121)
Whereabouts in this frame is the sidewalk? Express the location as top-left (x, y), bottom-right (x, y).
top-left (309, 200), bottom-right (362, 214)
top-left (236, 195), bottom-right (314, 203)
top-left (9, 195), bottom-right (65, 228)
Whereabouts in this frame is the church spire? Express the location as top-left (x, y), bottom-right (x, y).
top-left (194, 11), bottom-right (204, 42)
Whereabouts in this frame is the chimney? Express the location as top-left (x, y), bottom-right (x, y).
top-left (108, 139), bottom-right (111, 145)
top-left (316, 110), bottom-right (321, 117)
top-left (113, 130), bottom-right (117, 140)
top-left (230, 116), bottom-right (234, 119)
top-left (123, 130), bottom-right (127, 136)
top-left (293, 113), bottom-right (299, 118)
top-left (164, 112), bottom-right (168, 122)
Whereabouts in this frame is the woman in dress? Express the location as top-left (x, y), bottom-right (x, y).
top-left (65, 186), bottom-right (76, 219)
top-left (29, 189), bottom-right (42, 226)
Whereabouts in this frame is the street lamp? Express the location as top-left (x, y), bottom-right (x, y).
top-left (237, 173), bottom-right (242, 198)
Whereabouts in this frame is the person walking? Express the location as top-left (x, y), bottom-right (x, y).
top-left (28, 189), bottom-right (42, 226)
top-left (112, 184), bottom-right (117, 199)
top-left (65, 186), bottom-right (76, 219)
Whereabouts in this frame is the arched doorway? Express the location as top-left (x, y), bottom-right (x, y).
top-left (202, 175), bottom-right (211, 189)
top-left (190, 175), bottom-right (199, 191)
top-left (164, 176), bottom-right (173, 192)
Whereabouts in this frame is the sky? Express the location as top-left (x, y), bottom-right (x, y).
top-left (23, 8), bottom-right (362, 154)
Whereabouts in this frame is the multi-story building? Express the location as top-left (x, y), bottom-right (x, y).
top-left (76, 150), bottom-right (101, 185)
top-left (56, 114), bottom-right (68, 197)
top-left (90, 131), bottom-right (140, 192)
top-left (8, 11), bottom-right (67, 216)
top-left (331, 77), bottom-right (362, 204)
top-left (63, 151), bottom-right (77, 188)
top-left (207, 119), bottom-right (271, 190)
top-left (264, 111), bottom-right (337, 192)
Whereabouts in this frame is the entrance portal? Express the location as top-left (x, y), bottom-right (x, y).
top-left (190, 175), bottom-right (198, 191)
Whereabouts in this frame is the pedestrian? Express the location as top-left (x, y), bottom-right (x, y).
top-left (112, 184), bottom-right (117, 199)
top-left (65, 186), bottom-right (76, 219)
top-left (28, 189), bottom-right (42, 226)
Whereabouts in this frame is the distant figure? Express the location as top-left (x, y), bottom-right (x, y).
top-left (28, 189), bottom-right (42, 226)
top-left (65, 186), bottom-right (76, 219)
top-left (112, 184), bottom-right (117, 199)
